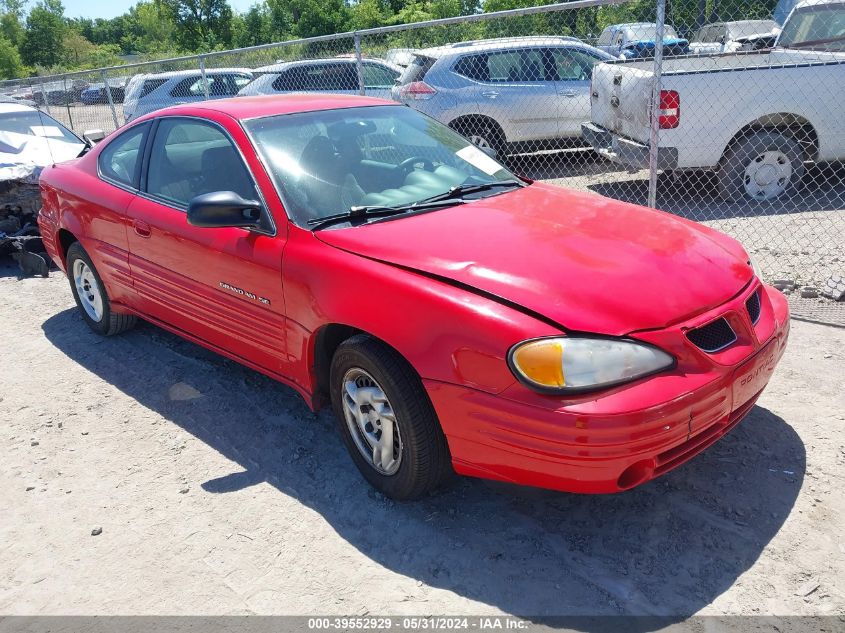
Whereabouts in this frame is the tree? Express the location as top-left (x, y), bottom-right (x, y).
top-left (0, 33), bottom-right (23, 78)
top-left (163, 0), bottom-right (234, 50)
top-left (19, 0), bottom-right (66, 68)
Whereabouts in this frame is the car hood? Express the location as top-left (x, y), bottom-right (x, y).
top-left (315, 183), bottom-right (752, 336)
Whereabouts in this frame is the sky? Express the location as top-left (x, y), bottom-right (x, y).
top-left (61, 0), bottom-right (258, 20)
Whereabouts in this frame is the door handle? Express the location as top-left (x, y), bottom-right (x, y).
top-left (481, 90), bottom-right (499, 99)
top-left (133, 219), bottom-right (151, 238)
top-left (561, 91), bottom-right (578, 97)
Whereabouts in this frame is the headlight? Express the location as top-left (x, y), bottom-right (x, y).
top-left (748, 252), bottom-right (762, 279)
top-left (508, 337), bottom-right (674, 394)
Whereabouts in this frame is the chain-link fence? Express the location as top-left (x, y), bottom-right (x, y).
top-left (1, 0), bottom-right (843, 324)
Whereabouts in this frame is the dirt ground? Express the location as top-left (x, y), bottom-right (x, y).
top-left (0, 263), bottom-right (843, 618)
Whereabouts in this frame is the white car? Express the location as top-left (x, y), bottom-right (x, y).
top-left (237, 58), bottom-right (400, 99)
top-left (123, 68), bottom-right (253, 123)
top-left (0, 102), bottom-right (85, 182)
top-left (690, 20), bottom-right (779, 54)
top-left (582, 0), bottom-right (845, 201)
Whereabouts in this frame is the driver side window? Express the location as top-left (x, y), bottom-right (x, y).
top-left (145, 118), bottom-right (258, 208)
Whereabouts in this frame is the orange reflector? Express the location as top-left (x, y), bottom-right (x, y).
top-left (512, 341), bottom-right (565, 388)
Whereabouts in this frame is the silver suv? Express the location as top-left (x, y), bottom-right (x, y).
top-left (123, 68), bottom-right (253, 123)
top-left (391, 36), bottom-right (613, 154)
top-left (238, 59), bottom-right (400, 99)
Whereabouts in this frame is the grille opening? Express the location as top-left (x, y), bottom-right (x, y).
top-left (687, 317), bottom-right (737, 353)
top-left (746, 290), bottom-right (761, 325)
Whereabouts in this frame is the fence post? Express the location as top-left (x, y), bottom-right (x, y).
top-left (63, 75), bottom-right (74, 132)
top-left (353, 32), bottom-right (365, 96)
top-left (101, 69), bottom-right (119, 130)
top-left (647, 0), bottom-right (667, 209)
top-left (40, 79), bottom-right (51, 115)
top-left (199, 55), bottom-right (210, 100)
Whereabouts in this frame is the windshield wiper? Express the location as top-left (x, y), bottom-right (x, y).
top-left (307, 199), bottom-right (465, 230)
top-left (415, 179), bottom-right (526, 205)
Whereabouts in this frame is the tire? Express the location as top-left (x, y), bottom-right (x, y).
top-left (717, 130), bottom-right (805, 202)
top-left (452, 118), bottom-right (506, 157)
top-left (330, 334), bottom-right (452, 500)
top-left (66, 242), bottom-right (137, 336)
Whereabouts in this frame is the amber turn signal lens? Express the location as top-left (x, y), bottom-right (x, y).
top-left (510, 340), bottom-right (566, 388)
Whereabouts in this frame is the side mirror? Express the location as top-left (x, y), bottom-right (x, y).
top-left (187, 191), bottom-right (263, 229)
top-left (480, 146), bottom-right (497, 159)
top-left (83, 129), bottom-right (105, 145)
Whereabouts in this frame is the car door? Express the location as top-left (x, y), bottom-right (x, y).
top-left (468, 48), bottom-right (561, 143)
top-left (549, 47), bottom-right (607, 138)
top-left (125, 115), bottom-right (289, 374)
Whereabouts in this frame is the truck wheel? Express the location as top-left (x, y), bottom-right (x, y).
top-left (66, 242), bottom-right (137, 336)
top-left (717, 130), bottom-right (805, 201)
top-left (330, 334), bottom-right (452, 500)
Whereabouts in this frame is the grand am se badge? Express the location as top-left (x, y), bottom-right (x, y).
top-left (219, 281), bottom-right (270, 305)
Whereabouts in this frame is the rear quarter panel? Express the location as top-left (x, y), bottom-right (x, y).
top-left (39, 160), bottom-right (136, 306)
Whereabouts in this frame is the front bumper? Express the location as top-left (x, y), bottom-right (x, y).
top-left (582, 121), bottom-right (678, 170)
top-left (426, 283), bottom-right (789, 494)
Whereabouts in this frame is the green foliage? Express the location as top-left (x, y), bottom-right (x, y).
top-left (0, 33), bottom-right (23, 78)
top-left (19, 0), bottom-right (65, 67)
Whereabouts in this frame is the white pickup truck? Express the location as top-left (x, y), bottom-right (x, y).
top-left (582, 0), bottom-right (845, 201)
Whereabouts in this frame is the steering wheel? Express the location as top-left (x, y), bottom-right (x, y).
top-left (399, 156), bottom-right (434, 173)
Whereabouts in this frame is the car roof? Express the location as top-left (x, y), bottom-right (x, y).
top-left (146, 93), bottom-right (399, 121)
top-left (417, 35), bottom-right (589, 57)
top-left (0, 102), bottom-right (37, 114)
top-left (254, 58), bottom-right (396, 73)
top-left (138, 67), bottom-right (252, 80)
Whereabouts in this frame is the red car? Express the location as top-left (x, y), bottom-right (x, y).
top-left (38, 95), bottom-right (789, 500)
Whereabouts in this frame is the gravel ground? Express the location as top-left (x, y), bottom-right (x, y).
top-left (0, 264), bottom-right (843, 617)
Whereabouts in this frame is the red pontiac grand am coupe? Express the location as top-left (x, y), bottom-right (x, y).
top-left (38, 95), bottom-right (789, 500)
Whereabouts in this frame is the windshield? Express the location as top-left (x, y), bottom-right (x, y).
top-left (778, 2), bottom-right (845, 50)
top-left (627, 24), bottom-right (680, 41)
top-left (0, 110), bottom-right (81, 144)
top-left (244, 105), bottom-right (517, 228)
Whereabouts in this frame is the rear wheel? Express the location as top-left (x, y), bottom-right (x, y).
top-left (330, 335), bottom-right (452, 500)
top-left (452, 118), bottom-right (506, 156)
top-left (717, 130), bottom-right (805, 201)
top-left (66, 242), bottom-right (136, 336)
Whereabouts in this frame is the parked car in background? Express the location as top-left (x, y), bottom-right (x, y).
top-left (596, 23), bottom-right (685, 57)
top-left (690, 20), bottom-right (779, 54)
top-left (392, 36), bottom-right (614, 154)
top-left (237, 59), bottom-right (400, 99)
top-left (80, 77), bottom-right (128, 105)
top-left (38, 94), bottom-right (789, 500)
top-left (123, 68), bottom-right (253, 123)
top-left (582, 0), bottom-right (845, 201)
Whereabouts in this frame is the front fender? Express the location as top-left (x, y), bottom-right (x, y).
top-left (282, 229), bottom-right (562, 397)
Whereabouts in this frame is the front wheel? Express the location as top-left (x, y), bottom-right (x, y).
top-left (66, 242), bottom-right (137, 336)
top-left (330, 335), bottom-right (452, 500)
top-left (717, 130), bottom-right (805, 201)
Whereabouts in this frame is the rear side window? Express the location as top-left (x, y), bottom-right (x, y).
top-left (98, 123), bottom-right (148, 188)
top-left (455, 49), bottom-right (549, 82)
top-left (597, 28), bottom-right (613, 46)
top-left (140, 79), bottom-right (167, 98)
